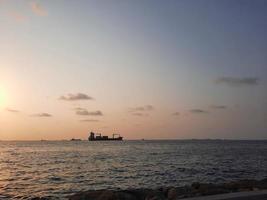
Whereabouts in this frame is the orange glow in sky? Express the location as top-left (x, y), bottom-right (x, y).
top-left (0, 1), bottom-right (266, 140)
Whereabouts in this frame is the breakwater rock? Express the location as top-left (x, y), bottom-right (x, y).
top-left (68, 178), bottom-right (267, 200)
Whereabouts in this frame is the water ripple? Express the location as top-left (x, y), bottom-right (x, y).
top-left (0, 140), bottom-right (267, 199)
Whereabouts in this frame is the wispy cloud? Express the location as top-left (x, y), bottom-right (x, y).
top-left (31, 113), bottom-right (52, 117)
top-left (9, 11), bottom-right (27, 22)
top-left (172, 112), bottom-right (180, 116)
top-left (129, 105), bottom-right (154, 117)
top-left (190, 109), bottom-right (208, 114)
top-left (215, 77), bottom-right (259, 86)
top-left (129, 105), bottom-right (154, 112)
top-left (75, 108), bottom-right (103, 116)
top-left (6, 108), bottom-right (20, 113)
top-left (210, 105), bottom-right (227, 109)
top-left (132, 112), bottom-right (149, 117)
top-left (74, 107), bottom-right (85, 111)
top-left (59, 93), bottom-right (94, 101)
top-left (79, 119), bottom-right (100, 122)
top-left (30, 1), bottom-right (47, 16)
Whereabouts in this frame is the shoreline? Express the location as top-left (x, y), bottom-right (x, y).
top-left (67, 178), bottom-right (267, 200)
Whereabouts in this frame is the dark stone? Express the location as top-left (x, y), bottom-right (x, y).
top-left (191, 182), bottom-right (200, 189)
top-left (68, 178), bottom-right (267, 200)
top-left (258, 178), bottom-right (267, 189)
top-left (167, 188), bottom-right (177, 200)
top-left (69, 190), bottom-right (142, 200)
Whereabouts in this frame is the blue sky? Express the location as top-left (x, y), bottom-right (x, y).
top-left (0, 0), bottom-right (266, 140)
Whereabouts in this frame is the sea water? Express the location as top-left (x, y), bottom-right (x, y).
top-left (0, 140), bottom-right (267, 199)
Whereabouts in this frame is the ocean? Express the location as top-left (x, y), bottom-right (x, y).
top-left (0, 140), bottom-right (266, 199)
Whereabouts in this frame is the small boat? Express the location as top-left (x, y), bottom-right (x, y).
top-left (71, 138), bottom-right (82, 141)
top-left (88, 132), bottom-right (123, 141)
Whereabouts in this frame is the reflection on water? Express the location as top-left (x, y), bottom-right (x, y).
top-left (0, 140), bottom-right (267, 199)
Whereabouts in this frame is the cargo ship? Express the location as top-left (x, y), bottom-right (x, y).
top-left (88, 132), bottom-right (123, 141)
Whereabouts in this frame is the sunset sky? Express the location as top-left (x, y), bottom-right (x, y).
top-left (0, 0), bottom-right (266, 140)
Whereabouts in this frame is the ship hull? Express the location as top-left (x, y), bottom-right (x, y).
top-left (88, 137), bottom-right (123, 141)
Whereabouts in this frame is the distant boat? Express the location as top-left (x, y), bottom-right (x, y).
top-left (88, 132), bottom-right (123, 141)
top-left (71, 138), bottom-right (82, 141)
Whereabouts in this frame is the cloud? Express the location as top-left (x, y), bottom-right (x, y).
top-left (75, 108), bottom-right (103, 116)
top-left (210, 105), bottom-right (227, 109)
top-left (74, 107), bottom-right (85, 110)
top-left (129, 105), bottom-right (154, 117)
top-left (9, 11), bottom-right (27, 22)
top-left (31, 113), bottom-right (52, 117)
top-left (129, 105), bottom-right (154, 112)
top-left (30, 1), bottom-right (47, 16)
top-left (129, 105), bottom-right (155, 113)
top-left (79, 119), bottom-right (100, 122)
top-left (190, 109), bottom-right (208, 114)
top-left (6, 108), bottom-right (20, 113)
top-left (172, 112), bottom-right (180, 116)
top-left (215, 77), bottom-right (259, 86)
top-left (132, 113), bottom-right (149, 117)
top-left (59, 93), bottom-right (94, 101)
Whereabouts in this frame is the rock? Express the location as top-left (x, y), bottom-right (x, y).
top-left (191, 182), bottom-right (200, 189)
top-left (197, 183), bottom-right (228, 196)
top-left (253, 187), bottom-right (260, 191)
top-left (257, 178), bottom-right (267, 189)
top-left (98, 190), bottom-right (116, 200)
top-left (145, 195), bottom-right (165, 200)
top-left (167, 188), bottom-right (177, 200)
top-left (115, 191), bottom-right (139, 200)
top-left (69, 178), bottom-right (267, 200)
top-left (69, 190), bottom-right (140, 200)
top-left (145, 190), bottom-right (166, 200)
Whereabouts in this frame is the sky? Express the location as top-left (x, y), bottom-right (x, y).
top-left (0, 0), bottom-right (266, 140)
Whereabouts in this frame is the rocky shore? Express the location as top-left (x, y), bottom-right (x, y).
top-left (67, 178), bottom-right (267, 200)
